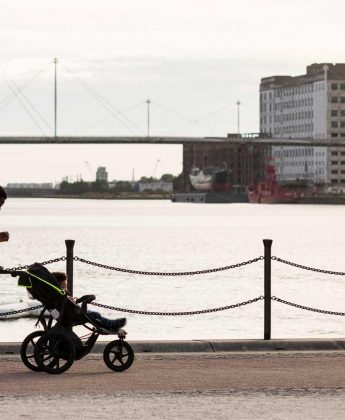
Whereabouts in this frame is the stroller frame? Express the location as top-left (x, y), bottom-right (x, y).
top-left (2, 264), bottom-right (134, 374)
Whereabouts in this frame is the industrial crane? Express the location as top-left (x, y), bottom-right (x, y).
top-left (152, 159), bottom-right (161, 179)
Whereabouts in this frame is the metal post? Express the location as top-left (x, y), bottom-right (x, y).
top-left (65, 239), bottom-right (75, 296)
top-left (263, 239), bottom-right (272, 340)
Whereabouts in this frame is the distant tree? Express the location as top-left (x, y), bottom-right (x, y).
top-left (140, 176), bottom-right (156, 182)
top-left (114, 181), bottom-right (134, 192)
top-left (59, 180), bottom-right (91, 194)
top-left (91, 180), bottom-right (109, 193)
top-left (160, 173), bottom-right (174, 182)
top-left (173, 173), bottom-right (184, 192)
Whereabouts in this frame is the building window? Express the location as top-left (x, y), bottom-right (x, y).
top-left (332, 121), bottom-right (339, 128)
top-left (332, 161), bottom-right (338, 165)
top-left (332, 151), bottom-right (339, 156)
top-left (332, 170), bottom-right (338, 174)
top-left (341, 121), bottom-right (345, 128)
top-left (331, 83), bottom-right (338, 90)
top-left (331, 133), bottom-right (339, 137)
top-left (341, 97), bottom-right (345, 103)
top-left (341, 84), bottom-right (345, 90)
top-left (331, 97), bottom-right (339, 103)
top-left (331, 110), bottom-right (338, 117)
top-left (341, 110), bottom-right (345, 117)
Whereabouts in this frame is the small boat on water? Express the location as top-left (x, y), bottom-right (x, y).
top-left (0, 300), bottom-right (46, 319)
top-left (189, 164), bottom-right (232, 192)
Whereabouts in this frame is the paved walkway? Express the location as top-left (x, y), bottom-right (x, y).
top-left (1, 352), bottom-right (345, 418)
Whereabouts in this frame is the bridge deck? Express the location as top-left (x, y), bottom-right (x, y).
top-left (0, 136), bottom-right (344, 146)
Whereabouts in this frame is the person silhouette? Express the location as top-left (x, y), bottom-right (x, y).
top-left (0, 186), bottom-right (9, 243)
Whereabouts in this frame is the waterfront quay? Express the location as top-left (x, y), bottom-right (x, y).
top-left (1, 347), bottom-right (345, 419)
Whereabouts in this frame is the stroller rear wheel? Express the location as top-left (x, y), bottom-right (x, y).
top-left (20, 331), bottom-right (44, 372)
top-left (103, 340), bottom-right (134, 372)
top-left (34, 332), bottom-right (76, 374)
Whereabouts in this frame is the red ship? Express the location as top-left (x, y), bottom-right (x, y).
top-left (246, 165), bottom-right (309, 204)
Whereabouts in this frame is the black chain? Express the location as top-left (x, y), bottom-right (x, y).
top-left (74, 256), bottom-right (264, 276)
top-left (0, 304), bottom-right (43, 317)
top-left (90, 296), bottom-right (264, 316)
top-left (272, 256), bottom-right (345, 276)
top-left (272, 296), bottom-right (345, 316)
top-left (5, 256), bottom-right (66, 271)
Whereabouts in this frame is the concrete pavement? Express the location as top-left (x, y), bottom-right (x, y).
top-left (1, 352), bottom-right (345, 419)
top-left (2, 338), bottom-right (345, 354)
top-left (2, 340), bottom-right (345, 419)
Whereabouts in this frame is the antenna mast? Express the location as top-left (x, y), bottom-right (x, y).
top-left (146, 98), bottom-right (151, 137)
top-left (54, 58), bottom-right (58, 137)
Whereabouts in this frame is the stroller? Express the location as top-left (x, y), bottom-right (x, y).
top-left (16, 263), bottom-right (134, 374)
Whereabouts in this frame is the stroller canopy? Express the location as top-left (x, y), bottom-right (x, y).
top-left (18, 263), bottom-right (66, 309)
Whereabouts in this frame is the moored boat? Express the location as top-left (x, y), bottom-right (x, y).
top-left (189, 164), bottom-right (232, 192)
top-left (0, 300), bottom-right (47, 319)
top-left (246, 165), bottom-right (316, 204)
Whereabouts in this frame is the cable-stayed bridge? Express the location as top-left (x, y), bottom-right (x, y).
top-left (1, 59), bottom-right (345, 146)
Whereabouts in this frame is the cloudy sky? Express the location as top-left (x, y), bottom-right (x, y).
top-left (0, 0), bottom-right (344, 183)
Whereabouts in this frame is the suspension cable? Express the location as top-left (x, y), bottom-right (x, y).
top-left (5, 73), bottom-right (53, 134)
top-left (0, 71), bottom-right (47, 136)
top-left (60, 62), bottom-right (144, 135)
top-left (0, 63), bottom-right (50, 112)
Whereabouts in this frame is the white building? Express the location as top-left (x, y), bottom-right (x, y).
top-left (138, 181), bottom-right (173, 193)
top-left (260, 63), bottom-right (345, 186)
top-left (7, 183), bottom-right (54, 189)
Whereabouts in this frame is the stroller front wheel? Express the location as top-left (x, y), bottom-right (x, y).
top-left (103, 340), bottom-right (134, 372)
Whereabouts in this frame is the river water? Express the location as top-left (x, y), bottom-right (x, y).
top-left (1, 198), bottom-right (345, 341)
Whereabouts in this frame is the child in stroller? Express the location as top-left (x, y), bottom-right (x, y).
top-left (18, 262), bottom-right (134, 374)
top-left (51, 271), bottom-right (126, 332)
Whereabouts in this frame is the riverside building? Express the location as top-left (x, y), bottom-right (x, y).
top-left (96, 166), bottom-right (108, 182)
top-left (260, 63), bottom-right (345, 189)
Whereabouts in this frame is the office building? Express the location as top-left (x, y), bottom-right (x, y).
top-left (260, 63), bottom-right (345, 186)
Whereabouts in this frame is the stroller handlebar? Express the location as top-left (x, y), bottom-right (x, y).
top-left (76, 294), bottom-right (96, 304)
top-left (0, 269), bottom-right (22, 277)
top-left (76, 294), bottom-right (96, 313)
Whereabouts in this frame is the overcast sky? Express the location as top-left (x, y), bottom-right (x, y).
top-left (1, 0), bottom-right (344, 183)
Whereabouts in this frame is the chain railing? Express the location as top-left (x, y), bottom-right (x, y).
top-left (3, 295), bottom-right (345, 319)
top-left (4, 256), bottom-right (66, 272)
top-left (3, 239), bottom-right (345, 339)
top-left (0, 304), bottom-right (43, 318)
top-left (272, 296), bottom-right (345, 316)
top-left (0, 298), bottom-right (264, 319)
top-left (272, 256), bottom-right (345, 276)
top-left (90, 296), bottom-right (264, 316)
top-left (73, 255), bottom-right (263, 276)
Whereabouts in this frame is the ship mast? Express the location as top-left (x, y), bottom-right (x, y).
top-left (236, 100), bottom-right (241, 139)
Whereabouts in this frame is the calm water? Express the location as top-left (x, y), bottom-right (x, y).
top-left (1, 198), bottom-right (345, 341)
